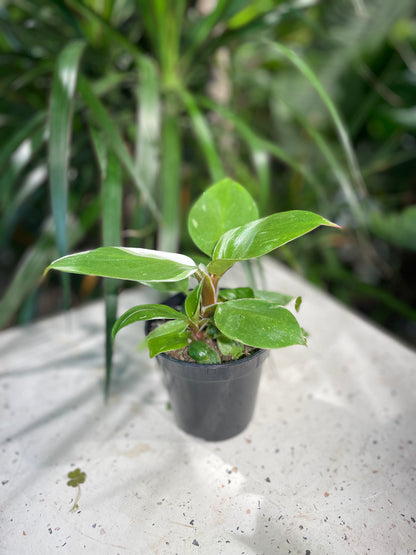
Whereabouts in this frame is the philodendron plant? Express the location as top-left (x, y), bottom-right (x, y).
top-left (46, 179), bottom-right (339, 364)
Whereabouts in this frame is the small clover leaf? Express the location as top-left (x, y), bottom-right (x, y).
top-left (67, 468), bottom-right (86, 487)
top-left (66, 468), bottom-right (86, 512)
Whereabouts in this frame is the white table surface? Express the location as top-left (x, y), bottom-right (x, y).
top-left (1, 258), bottom-right (415, 554)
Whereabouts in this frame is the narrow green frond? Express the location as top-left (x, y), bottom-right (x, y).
top-left (200, 97), bottom-right (327, 204)
top-left (90, 127), bottom-right (122, 397)
top-left (267, 41), bottom-right (367, 206)
top-left (134, 56), bottom-right (161, 232)
top-left (48, 39), bottom-right (86, 307)
top-left (0, 218), bottom-right (85, 330)
top-left (158, 109), bottom-right (181, 252)
top-left (181, 89), bottom-right (225, 182)
top-left (77, 75), bottom-right (161, 222)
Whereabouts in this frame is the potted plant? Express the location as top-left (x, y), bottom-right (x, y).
top-left (45, 178), bottom-right (339, 440)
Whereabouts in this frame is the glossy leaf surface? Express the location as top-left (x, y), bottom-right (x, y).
top-left (112, 304), bottom-right (186, 339)
top-left (144, 320), bottom-right (189, 358)
top-left (209, 211), bottom-right (338, 274)
top-left (253, 290), bottom-right (292, 305)
top-left (188, 341), bottom-right (221, 364)
top-left (219, 287), bottom-right (254, 301)
top-left (216, 335), bottom-right (245, 359)
top-left (215, 299), bottom-right (305, 349)
top-left (185, 280), bottom-right (203, 321)
top-left (188, 178), bottom-right (258, 256)
top-left (218, 287), bottom-right (292, 305)
top-left (47, 247), bottom-right (198, 282)
top-left (140, 279), bottom-right (189, 293)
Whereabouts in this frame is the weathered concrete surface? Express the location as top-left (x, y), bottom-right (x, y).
top-left (1, 258), bottom-right (415, 554)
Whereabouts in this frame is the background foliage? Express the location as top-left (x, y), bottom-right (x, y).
top-left (1, 0), bottom-right (415, 359)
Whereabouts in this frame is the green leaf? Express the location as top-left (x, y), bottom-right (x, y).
top-left (251, 149), bottom-right (270, 215)
top-left (388, 107), bottom-right (416, 129)
top-left (143, 320), bottom-right (189, 358)
top-left (279, 97), bottom-right (365, 225)
top-left (0, 110), bottom-right (45, 172)
top-left (216, 335), bottom-right (245, 359)
top-left (181, 89), bottom-right (224, 182)
top-left (254, 290), bottom-right (292, 305)
top-left (199, 98), bottom-right (326, 204)
top-left (188, 341), bottom-right (221, 364)
top-left (134, 56), bottom-right (160, 232)
top-left (208, 210), bottom-right (339, 274)
top-left (64, 0), bottom-right (142, 58)
top-left (219, 287), bottom-right (254, 301)
top-left (188, 178), bottom-right (259, 256)
top-left (206, 323), bottom-right (220, 339)
top-left (370, 205), bottom-right (416, 251)
top-left (67, 468), bottom-right (86, 488)
top-left (48, 40), bottom-right (86, 257)
top-left (182, 0), bottom-right (229, 62)
top-left (90, 126), bottom-right (122, 398)
top-left (215, 299), bottom-right (305, 349)
top-left (48, 40), bottom-right (86, 307)
top-left (0, 217), bottom-right (86, 330)
top-left (158, 108), bottom-right (181, 251)
top-left (46, 247), bottom-right (198, 282)
top-left (77, 75), bottom-right (161, 222)
top-left (268, 41), bottom-right (367, 204)
top-left (185, 281), bottom-right (203, 321)
top-left (295, 296), bottom-right (302, 312)
top-left (112, 304), bottom-right (186, 339)
top-left (140, 279), bottom-right (189, 293)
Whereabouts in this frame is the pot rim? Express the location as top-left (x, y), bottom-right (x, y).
top-left (157, 345), bottom-right (268, 367)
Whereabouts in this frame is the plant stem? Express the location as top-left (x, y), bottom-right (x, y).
top-left (70, 486), bottom-right (81, 513)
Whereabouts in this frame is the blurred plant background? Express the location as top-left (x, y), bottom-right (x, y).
top-left (1, 0), bottom-right (416, 357)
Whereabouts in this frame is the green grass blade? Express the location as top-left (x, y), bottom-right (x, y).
top-left (158, 108), bottom-right (181, 252)
top-left (77, 74), bottom-right (160, 222)
top-left (90, 127), bottom-right (122, 397)
top-left (48, 39), bottom-right (86, 306)
top-left (180, 89), bottom-right (224, 182)
top-left (268, 41), bottom-right (367, 202)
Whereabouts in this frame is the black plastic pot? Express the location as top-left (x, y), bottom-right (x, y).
top-left (146, 293), bottom-right (268, 441)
